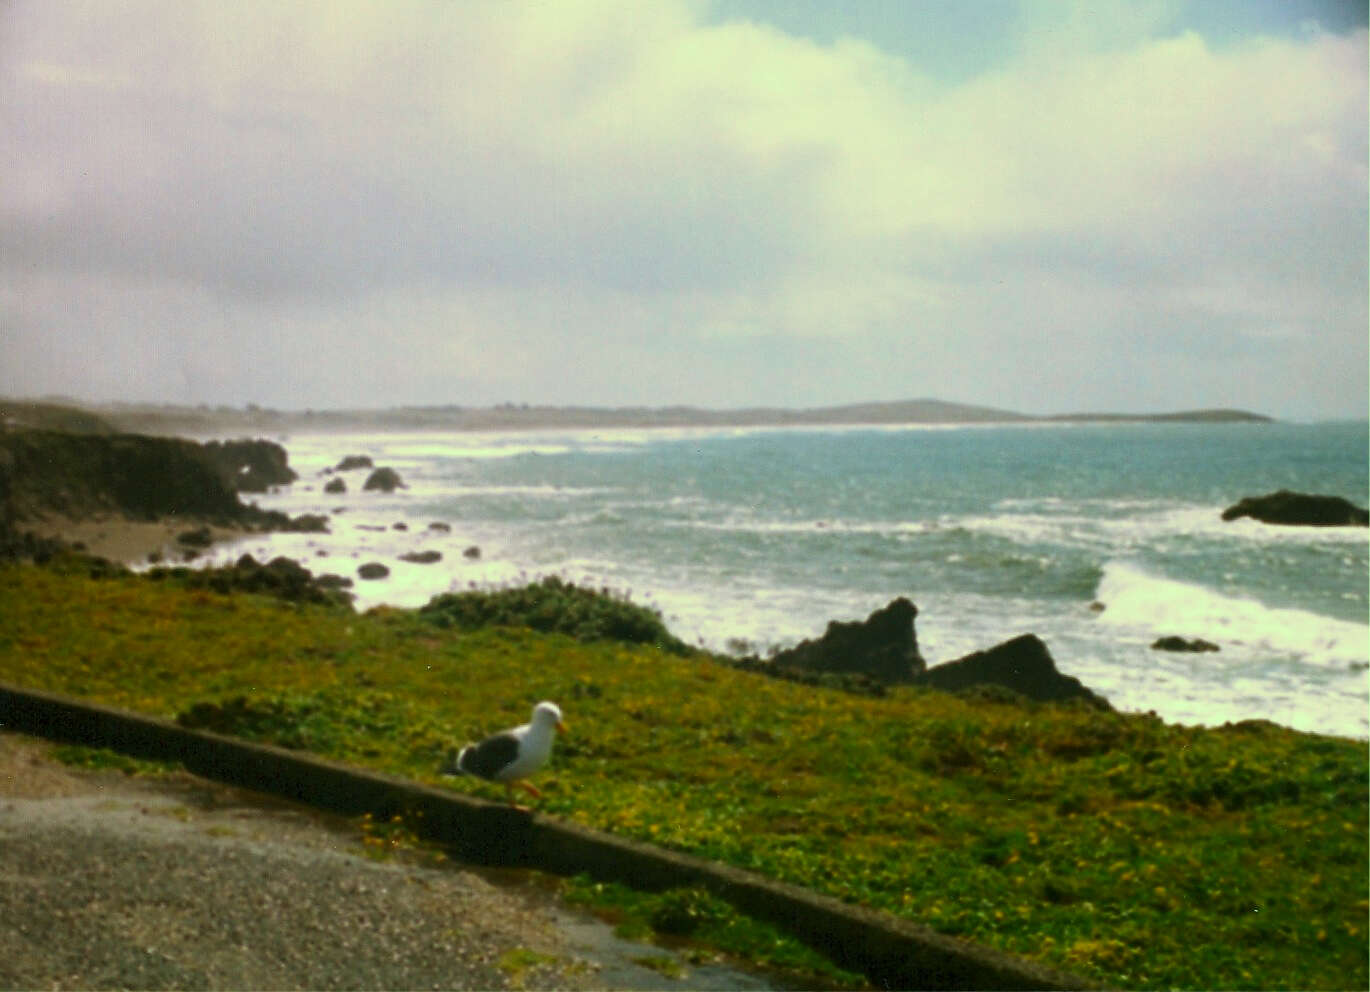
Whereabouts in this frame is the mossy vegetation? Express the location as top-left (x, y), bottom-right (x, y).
top-left (0, 562), bottom-right (1364, 990)
top-left (50, 743), bottom-right (181, 776)
top-left (419, 576), bottom-right (691, 654)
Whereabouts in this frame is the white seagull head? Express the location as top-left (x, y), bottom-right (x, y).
top-left (531, 700), bottom-right (567, 733)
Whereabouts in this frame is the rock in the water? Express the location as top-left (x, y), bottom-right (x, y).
top-left (362, 467), bottom-right (405, 492)
top-left (324, 477), bottom-right (346, 494)
top-left (1152, 635), bottom-right (1220, 653)
top-left (357, 562), bottom-right (389, 580)
top-left (281, 513), bottom-right (330, 533)
top-left (918, 634), bottom-right (1112, 710)
top-left (462, 545), bottom-right (481, 559)
top-left (334, 455), bottom-right (374, 471)
top-left (399, 550), bottom-right (442, 564)
top-left (1221, 490), bottom-right (1368, 527)
top-left (177, 526), bottom-right (214, 548)
top-left (769, 597), bottom-right (926, 683)
top-left (429, 521), bottom-right (451, 532)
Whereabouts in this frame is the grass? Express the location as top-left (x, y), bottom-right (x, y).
top-left (50, 743), bottom-right (182, 776)
top-left (0, 562), bottom-right (1365, 990)
top-left (419, 575), bottom-right (691, 654)
top-left (495, 947), bottom-right (563, 989)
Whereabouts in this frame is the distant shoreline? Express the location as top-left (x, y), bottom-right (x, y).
top-left (4, 397), bottom-right (1274, 438)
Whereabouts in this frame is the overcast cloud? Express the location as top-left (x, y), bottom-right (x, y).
top-left (2, 1), bottom-right (1365, 418)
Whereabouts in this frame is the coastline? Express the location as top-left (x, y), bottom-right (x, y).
top-left (73, 398), bottom-right (1273, 438)
top-left (5, 419), bottom-right (1366, 740)
top-left (18, 514), bottom-right (258, 567)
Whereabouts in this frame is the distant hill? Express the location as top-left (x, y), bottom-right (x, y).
top-left (1045, 409), bottom-right (1274, 424)
top-left (3, 396), bottom-right (1273, 436)
top-left (783, 398), bottom-right (1033, 424)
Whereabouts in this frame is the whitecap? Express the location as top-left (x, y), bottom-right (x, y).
top-left (1094, 561), bottom-right (1369, 669)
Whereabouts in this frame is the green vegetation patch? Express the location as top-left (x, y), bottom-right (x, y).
top-left (419, 576), bottom-right (690, 654)
top-left (51, 744), bottom-right (181, 776)
top-left (0, 563), bottom-right (1365, 990)
top-left (495, 946), bottom-right (563, 989)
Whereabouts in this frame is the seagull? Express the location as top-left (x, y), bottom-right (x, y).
top-left (443, 701), bottom-right (567, 806)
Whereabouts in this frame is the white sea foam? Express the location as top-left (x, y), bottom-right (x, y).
top-left (956, 502), bottom-right (1370, 563)
top-left (1094, 561), bottom-right (1368, 669)
top-left (676, 516), bottom-right (936, 537)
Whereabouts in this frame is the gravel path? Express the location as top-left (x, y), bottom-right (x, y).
top-left (0, 732), bottom-right (778, 991)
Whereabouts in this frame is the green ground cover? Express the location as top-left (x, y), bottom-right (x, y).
top-left (0, 562), bottom-right (1364, 989)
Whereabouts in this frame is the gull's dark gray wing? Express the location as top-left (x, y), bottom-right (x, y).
top-left (457, 732), bottom-right (520, 780)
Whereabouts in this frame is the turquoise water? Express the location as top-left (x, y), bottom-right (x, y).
top-left (201, 421), bottom-right (1369, 738)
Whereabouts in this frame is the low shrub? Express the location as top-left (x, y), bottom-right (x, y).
top-left (419, 576), bottom-right (690, 653)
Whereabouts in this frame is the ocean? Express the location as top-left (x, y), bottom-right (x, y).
top-left (182, 420), bottom-right (1369, 739)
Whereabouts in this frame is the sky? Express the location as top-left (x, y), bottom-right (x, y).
top-left (2, 1), bottom-right (1366, 420)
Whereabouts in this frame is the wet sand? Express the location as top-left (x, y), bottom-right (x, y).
top-left (18, 515), bottom-right (258, 566)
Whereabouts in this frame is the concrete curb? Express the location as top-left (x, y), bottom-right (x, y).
top-left (1, 682), bottom-right (1094, 991)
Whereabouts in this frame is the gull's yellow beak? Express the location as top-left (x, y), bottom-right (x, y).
top-left (557, 720), bottom-right (569, 734)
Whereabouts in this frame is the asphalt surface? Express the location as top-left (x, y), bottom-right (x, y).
top-left (0, 731), bottom-right (780, 990)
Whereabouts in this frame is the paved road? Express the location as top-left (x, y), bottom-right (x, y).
top-left (0, 731), bottom-right (778, 990)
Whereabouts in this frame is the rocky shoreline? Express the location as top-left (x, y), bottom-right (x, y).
top-left (5, 422), bottom-right (1367, 707)
top-left (0, 428), bottom-right (328, 564)
top-left (0, 425), bottom-right (1119, 705)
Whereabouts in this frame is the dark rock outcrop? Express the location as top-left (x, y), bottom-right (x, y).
top-left (177, 526), bottom-right (214, 548)
top-left (1152, 635), bottom-right (1220, 653)
top-left (202, 439), bottom-right (298, 494)
top-left (463, 545), bottom-right (481, 559)
top-left (1221, 490), bottom-right (1368, 527)
top-left (358, 562), bottom-right (390, 580)
top-left (145, 554), bottom-right (352, 607)
top-left (324, 477), bottom-right (346, 494)
top-left (334, 455), bottom-right (374, 472)
top-left (0, 430), bottom-right (328, 564)
top-left (0, 429), bottom-right (245, 526)
top-left (275, 513), bottom-right (330, 533)
top-left (429, 521), bottom-right (451, 532)
top-left (362, 467), bottom-right (405, 492)
top-left (917, 635), bottom-right (1112, 710)
top-left (399, 550), bottom-right (442, 564)
top-left (769, 598), bottom-right (926, 683)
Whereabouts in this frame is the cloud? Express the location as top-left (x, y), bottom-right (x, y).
top-left (0, 1), bottom-right (1364, 416)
